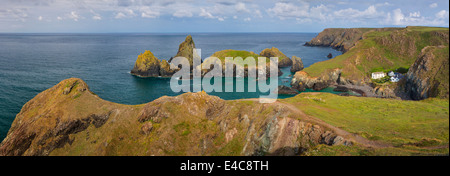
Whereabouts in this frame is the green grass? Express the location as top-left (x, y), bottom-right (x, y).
top-left (209, 49), bottom-right (270, 66)
top-left (301, 26), bottom-right (449, 81)
top-left (282, 93), bottom-right (449, 147)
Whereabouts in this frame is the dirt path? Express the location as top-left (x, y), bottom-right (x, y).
top-left (240, 98), bottom-right (393, 148)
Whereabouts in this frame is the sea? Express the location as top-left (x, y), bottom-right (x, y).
top-left (0, 33), bottom-right (343, 140)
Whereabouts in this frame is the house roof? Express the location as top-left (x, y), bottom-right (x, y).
top-left (372, 72), bottom-right (385, 74)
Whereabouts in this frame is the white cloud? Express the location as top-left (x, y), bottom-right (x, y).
top-left (267, 2), bottom-right (309, 20)
top-left (38, 16), bottom-right (43, 21)
top-left (333, 6), bottom-right (383, 20)
top-left (90, 10), bottom-right (102, 20)
top-left (199, 8), bottom-right (224, 21)
top-left (115, 12), bottom-right (126, 19)
top-left (173, 10), bottom-right (193, 18)
top-left (385, 8), bottom-right (448, 26)
top-left (436, 10), bottom-right (449, 19)
top-left (140, 7), bottom-right (160, 18)
top-left (244, 17), bottom-right (251, 21)
top-left (68, 11), bottom-right (81, 21)
top-left (429, 3), bottom-right (438, 8)
top-left (115, 9), bottom-right (137, 19)
top-left (235, 2), bottom-right (249, 13)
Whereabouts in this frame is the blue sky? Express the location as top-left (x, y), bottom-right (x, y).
top-left (0, 0), bottom-right (448, 33)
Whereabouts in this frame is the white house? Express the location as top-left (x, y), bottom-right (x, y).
top-left (390, 76), bottom-right (400, 82)
top-left (371, 72), bottom-right (386, 79)
top-left (388, 71), bottom-right (395, 77)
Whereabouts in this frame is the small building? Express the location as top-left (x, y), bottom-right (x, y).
top-left (372, 72), bottom-right (386, 79)
top-left (390, 76), bottom-right (400, 82)
top-left (388, 71), bottom-right (395, 77)
top-left (390, 72), bottom-right (404, 82)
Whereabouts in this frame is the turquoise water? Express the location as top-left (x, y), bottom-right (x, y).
top-left (0, 33), bottom-right (342, 140)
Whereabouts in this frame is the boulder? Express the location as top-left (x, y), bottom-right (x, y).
top-left (333, 86), bottom-right (349, 92)
top-left (290, 56), bottom-right (304, 73)
top-left (327, 53), bottom-right (333, 58)
top-left (276, 85), bottom-right (298, 95)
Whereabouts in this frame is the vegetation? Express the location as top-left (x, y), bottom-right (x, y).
top-left (283, 93), bottom-right (449, 149)
top-left (302, 26), bottom-right (449, 81)
top-left (209, 49), bottom-right (269, 66)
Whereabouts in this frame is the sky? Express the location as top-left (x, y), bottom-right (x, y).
top-left (0, 0), bottom-right (449, 33)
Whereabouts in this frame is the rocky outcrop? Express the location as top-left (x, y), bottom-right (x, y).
top-left (131, 50), bottom-right (161, 77)
top-left (305, 28), bottom-right (366, 52)
top-left (403, 46), bottom-right (449, 100)
top-left (259, 47), bottom-right (292, 67)
top-left (171, 35), bottom-right (197, 66)
top-left (291, 69), bottom-right (342, 91)
top-left (159, 60), bottom-right (177, 77)
top-left (0, 78), bottom-right (352, 156)
top-left (327, 53), bottom-right (333, 58)
top-left (275, 85), bottom-right (298, 95)
top-left (290, 56), bottom-right (304, 73)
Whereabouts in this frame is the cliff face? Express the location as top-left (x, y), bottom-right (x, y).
top-left (291, 69), bottom-right (341, 91)
top-left (404, 46), bottom-right (449, 100)
top-left (305, 28), bottom-right (368, 52)
top-left (297, 27), bottom-right (449, 99)
top-left (290, 56), bottom-right (304, 73)
top-left (0, 78), bottom-right (351, 156)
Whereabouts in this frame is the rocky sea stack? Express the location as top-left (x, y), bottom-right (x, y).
top-left (130, 50), bottom-right (161, 77)
top-left (131, 35), bottom-right (197, 78)
top-left (290, 56), bottom-right (304, 73)
top-left (259, 47), bottom-right (292, 67)
top-left (170, 35), bottom-right (197, 66)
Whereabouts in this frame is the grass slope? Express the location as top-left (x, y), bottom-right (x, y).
top-left (282, 93), bottom-right (449, 155)
top-left (303, 26), bottom-right (449, 81)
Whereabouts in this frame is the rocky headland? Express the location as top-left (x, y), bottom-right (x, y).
top-left (1, 78), bottom-right (447, 156)
top-left (294, 26), bottom-right (449, 100)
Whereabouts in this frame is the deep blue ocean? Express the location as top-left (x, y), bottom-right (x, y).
top-left (0, 33), bottom-right (342, 140)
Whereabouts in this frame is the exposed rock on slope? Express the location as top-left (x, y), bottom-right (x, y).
top-left (259, 47), bottom-right (292, 67)
top-left (0, 78), bottom-right (352, 156)
top-left (404, 46), bottom-right (449, 100)
top-left (290, 56), bottom-right (304, 73)
top-left (305, 28), bottom-right (367, 52)
top-left (276, 85), bottom-right (298, 95)
top-left (298, 27), bottom-right (449, 98)
top-left (291, 69), bottom-right (342, 91)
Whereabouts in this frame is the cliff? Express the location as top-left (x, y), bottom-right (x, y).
top-left (403, 46), bottom-right (449, 100)
top-left (1, 78), bottom-right (448, 156)
top-left (0, 78), bottom-right (351, 156)
top-left (304, 28), bottom-right (371, 52)
top-left (290, 56), bottom-right (304, 73)
top-left (295, 26), bottom-right (449, 99)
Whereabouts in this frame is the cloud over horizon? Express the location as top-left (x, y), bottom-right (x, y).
top-left (0, 0), bottom-right (448, 32)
